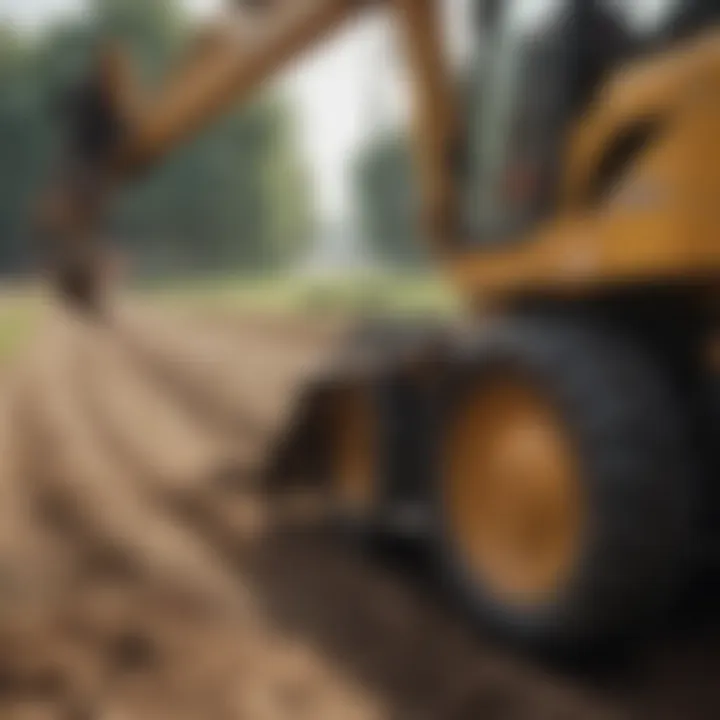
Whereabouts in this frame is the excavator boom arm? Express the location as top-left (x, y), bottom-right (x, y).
top-left (41, 0), bottom-right (457, 308)
top-left (119, 0), bottom-right (362, 173)
top-left (118, 0), bottom-right (457, 240)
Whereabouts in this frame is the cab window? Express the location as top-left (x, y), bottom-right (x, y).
top-left (465, 0), bottom-right (573, 244)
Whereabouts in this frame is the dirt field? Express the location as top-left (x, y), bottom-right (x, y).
top-left (0, 298), bottom-right (719, 720)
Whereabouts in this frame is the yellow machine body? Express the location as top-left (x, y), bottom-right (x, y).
top-left (449, 32), bottom-right (720, 302)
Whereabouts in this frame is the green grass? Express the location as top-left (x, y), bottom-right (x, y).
top-left (146, 272), bottom-right (461, 318)
top-left (0, 288), bottom-right (43, 365)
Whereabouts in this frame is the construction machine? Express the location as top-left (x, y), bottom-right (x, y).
top-left (39, 0), bottom-right (720, 652)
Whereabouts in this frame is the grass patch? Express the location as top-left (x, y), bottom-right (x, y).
top-left (0, 289), bottom-right (43, 365)
top-left (144, 272), bottom-right (461, 318)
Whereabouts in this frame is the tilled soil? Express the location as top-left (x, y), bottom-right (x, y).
top-left (0, 299), bottom-right (718, 720)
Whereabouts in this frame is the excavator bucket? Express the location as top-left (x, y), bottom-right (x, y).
top-left (36, 42), bottom-right (141, 312)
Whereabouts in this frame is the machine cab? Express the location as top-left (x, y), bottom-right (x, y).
top-left (462, 0), bottom-right (697, 248)
top-left (465, 0), bottom-right (579, 243)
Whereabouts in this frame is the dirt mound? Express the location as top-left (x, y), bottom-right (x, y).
top-left (0, 300), bottom-right (718, 719)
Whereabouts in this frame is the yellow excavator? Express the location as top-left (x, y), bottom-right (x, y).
top-left (38, 0), bottom-right (720, 653)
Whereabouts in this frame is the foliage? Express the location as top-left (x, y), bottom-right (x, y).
top-left (0, 0), bottom-right (314, 278)
top-left (354, 130), bottom-right (425, 268)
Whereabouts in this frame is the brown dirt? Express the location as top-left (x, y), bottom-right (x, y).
top-left (0, 299), bottom-right (718, 720)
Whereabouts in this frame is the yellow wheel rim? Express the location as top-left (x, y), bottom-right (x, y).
top-left (445, 374), bottom-right (584, 607)
top-left (333, 387), bottom-right (377, 516)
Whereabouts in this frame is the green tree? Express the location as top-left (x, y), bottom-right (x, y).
top-left (354, 131), bottom-right (425, 267)
top-left (263, 99), bottom-right (315, 269)
top-left (0, 25), bottom-right (56, 272)
top-left (0, 0), bottom-right (314, 278)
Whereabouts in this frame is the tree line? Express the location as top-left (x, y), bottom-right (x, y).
top-left (0, 0), bottom-right (314, 279)
top-left (0, 0), bottom-right (429, 280)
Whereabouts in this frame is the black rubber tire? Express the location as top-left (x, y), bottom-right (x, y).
top-left (324, 380), bottom-right (386, 542)
top-left (333, 377), bottom-right (431, 539)
top-left (434, 315), bottom-right (697, 655)
top-left (322, 317), bottom-right (445, 541)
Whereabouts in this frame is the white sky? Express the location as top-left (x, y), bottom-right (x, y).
top-left (0, 0), bottom-right (469, 225)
